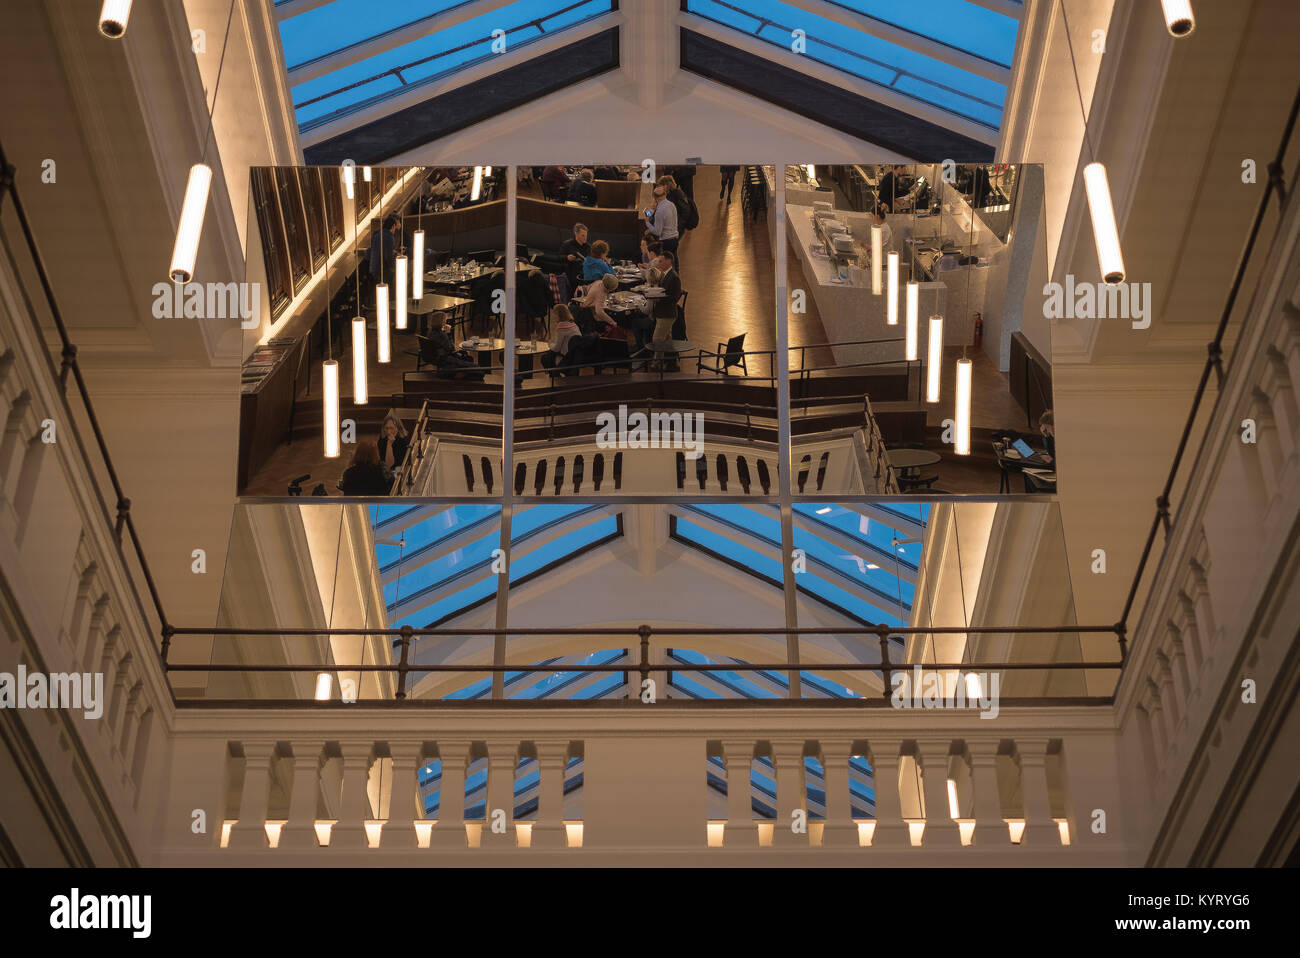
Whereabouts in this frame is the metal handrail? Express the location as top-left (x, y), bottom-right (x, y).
top-left (0, 142), bottom-right (170, 658)
top-left (1118, 84), bottom-right (1299, 633)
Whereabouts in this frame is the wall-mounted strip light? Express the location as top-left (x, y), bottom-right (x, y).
top-left (412, 230), bottom-right (425, 299)
top-left (322, 360), bottom-right (340, 458)
top-left (871, 225), bottom-right (883, 296)
top-left (470, 166), bottom-right (484, 202)
top-left (98, 0), bottom-right (132, 37)
top-left (168, 163), bottom-right (212, 284)
top-left (905, 282), bottom-right (919, 360)
top-left (395, 255), bottom-right (409, 330)
top-left (376, 284), bottom-right (390, 363)
top-left (342, 163), bottom-right (355, 200)
top-left (954, 358), bottom-right (972, 455)
top-left (926, 315), bottom-right (943, 403)
top-left (1159, 0), bottom-right (1195, 36)
top-left (886, 252), bottom-right (899, 325)
top-left (1083, 162), bottom-right (1125, 285)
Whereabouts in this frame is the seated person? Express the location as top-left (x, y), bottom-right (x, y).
top-left (561, 222), bottom-right (589, 290)
top-left (1039, 409), bottom-right (1056, 464)
top-left (377, 414), bottom-right (409, 473)
top-left (548, 304), bottom-right (581, 358)
top-left (581, 273), bottom-right (621, 332)
top-left (340, 440), bottom-right (391, 496)
top-left (640, 237), bottom-right (662, 268)
top-left (567, 168), bottom-right (598, 206)
top-left (582, 240), bottom-right (615, 282)
top-left (541, 165), bottom-right (570, 198)
top-left (420, 322), bottom-right (484, 379)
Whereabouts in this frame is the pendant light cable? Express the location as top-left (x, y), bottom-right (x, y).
top-left (200, 0), bottom-right (238, 166)
top-left (1057, 0), bottom-right (1095, 161)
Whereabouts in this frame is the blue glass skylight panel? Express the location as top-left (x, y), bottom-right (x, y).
top-left (373, 504), bottom-right (499, 575)
top-left (826, 0), bottom-right (1019, 68)
top-left (284, 0), bottom-right (615, 130)
top-left (684, 0), bottom-right (1009, 129)
top-left (278, 2), bottom-right (480, 69)
top-left (794, 504), bottom-right (924, 570)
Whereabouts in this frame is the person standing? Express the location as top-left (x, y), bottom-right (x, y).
top-left (561, 222), bottom-right (589, 292)
top-left (644, 185), bottom-right (679, 269)
top-left (650, 251), bottom-right (683, 371)
top-left (719, 165), bottom-right (740, 203)
top-left (668, 164), bottom-right (697, 201)
top-left (368, 214), bottom-right (400, 307)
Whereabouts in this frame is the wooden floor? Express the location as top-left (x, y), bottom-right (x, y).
top-left (242, 166), bottom-right (1033, 498)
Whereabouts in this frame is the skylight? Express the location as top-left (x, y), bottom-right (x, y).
top-left (277, 0), bottom-right (617, 132)
top-left (683, 0), bottom-right (1017, 130)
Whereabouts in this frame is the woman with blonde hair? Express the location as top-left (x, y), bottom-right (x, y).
top-left (548, 303), bottom-right (581, 358)
top-left (377, 413), bottom-right (408, 472)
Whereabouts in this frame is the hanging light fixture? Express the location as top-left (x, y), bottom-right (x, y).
top-left (871, 225), bottom-right (883, 295)
top-left (323, 360), bottom-right (340, 458)
top-left (413, 229), bottom-right (425, 299)
top-left (905, 282), bottom-right (919, 360)
top-left (351, 317), bottom-right (367, 404)
top-left (314, 673), bottom-right (333, 701)
top-left (926, 315), bottom-right (943, 403)
top-left (470, 166), bottom-right (484, 202)
top-left (886, 252), bottom-right (899, 325)
top-left (342, 163), bottom-right (355, 200)
top-left (954, 358), bottom-right (972, 455)
top-left (1060, 1), bottom-right (1126, 286)
top-left (362, 166), bottom-right (372, 182)
top-left (98, 0), bottom-right (132, 38)
top-left (484, 166), bottom-right (493, 177)
top-left (1159, 0), bottom-right (1195, 36)
top-left (166, 0), bottom-right (235, 283)
top-left (395, 254), bottom-right (409, 330)
top-left (169, 164), bottom-right (212, 283)
top-left (1083, 162), bottom-right (1125, 285)
top-left (376, 284), bottom-right (391, 363)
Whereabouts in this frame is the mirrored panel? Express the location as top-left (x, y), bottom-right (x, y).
top-left (785, 163), bottom-right (1055, 495)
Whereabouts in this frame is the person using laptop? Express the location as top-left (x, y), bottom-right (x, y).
top-left (1039, 409), bottom-right (1055, 464)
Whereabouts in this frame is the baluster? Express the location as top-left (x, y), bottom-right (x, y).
top-left (817, 739), bottom-right (859, 847)
top-left (531, 742), bottom-right (570, 848)
top-left (330, 745), bottom-right (375, 849)
top-left (1016, 738), bottom-right (1061, 847)
top-left (917, 738), bottom-right (961, 847)
top-left (769, 741), bottom-right (807, 846)
top-left (279, 741), bottom-right (325, 849)
top-left (866, 739), bottom-right (909, 847)
top-left (228, 741), bottom-right (276, 849)
top-left (482, 740), bottom-right (518, 846)
top-left (968, 740), bottom-right (1008, 847)
top-left (721, 739), bottom-right (757, 848)
top-left (382, 743), bottom-right (423, 848)
top-left (430, 740), bottom-right (471, 849)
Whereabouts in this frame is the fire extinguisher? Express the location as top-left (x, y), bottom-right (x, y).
top-left (973, 312), bottom-right (984, 349)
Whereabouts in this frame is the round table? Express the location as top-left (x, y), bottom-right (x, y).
top-left (887, 448), bottom-right (941, 473)
top-left (513, 340), bottom-right (547, 379)
top-left (457, 338), bottom-right (506, 368)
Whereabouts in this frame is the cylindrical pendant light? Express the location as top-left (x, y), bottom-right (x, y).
top-left (352, 317), bottom-right (367, 404)
top-left (323, 360), bottom-right (341, 458)
top-left (871, 225), bottom-right (883, 295)
top-left (886, 252), bottom-right (899, 325)
top-left (805, 164), bottom-right (816, 180)
top-left (99, 0), bottom-right (132, 37)
top-left (395, 255), bottom-right (409, 330)
top-left (1083, 162), bottom-right (1125, 285)
top-left (314, 673), bottom-right (333, 701)
top-left (926, 315), bottom-right (943, 403)
top-left (413, 230), bottom-right (425, 299)
top-left (169, 163), bottom-right (212, 284)
top-left (362, 165), bottom-right (372, 182)
top-left (484, 166), bottom-right (493, 177)
top-left (954, 358), bottom-right (972, 455)
top-left (376, 284), bottom-right (391, 363)
top-left (1159, 0), bottom-right (1195, 36)
top-left (905, 282), bottom-right (919, 360)
top-left (470, 166), bottom-right (484, 202)
top-left (342, 164), bottom-right (355, 200)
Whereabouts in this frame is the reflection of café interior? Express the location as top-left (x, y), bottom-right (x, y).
top-left (238, 162), bottom-right (1052, 498)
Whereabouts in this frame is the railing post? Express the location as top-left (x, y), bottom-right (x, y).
top-left (878, 628), bottom-right (894, 702)
top-left (59, 344), bottom-right (76, 393)
top-left (1114, 622), bottom-right (1128, 664)
top-left (637, 624), bottom-right (651, 699)
top-left (114, 497), bottom-right (130, 544)
top-left (395, 624), bottom-right (413, 699)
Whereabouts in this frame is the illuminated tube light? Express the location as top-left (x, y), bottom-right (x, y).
top-left (314, 673), bottom-right (332, 701)
top-left (395, 255), bottom-right (409, 330)
top-left (342, 163), bottom-right (355, 200)
top-left (169, 163), bottom-right (212, 284)
top-left (322, 361), bottom-right (340, 458)
top-left (1159, 0), bottom-right (1195, 36)
top-left (955, 358), bottom-right (972, 455)
top-left (99, 0), bottom-right (131, 37)
top-left (413, 230), bottom-right (425, 299)
top-left (484, 166), bottom-right (492, 177)
top-left (362, 166), bottom-right (372, 182)
top-left (886, 252), bottom-right (899, 325)
top-left (376, 284), bottom-right (391, 363)
top-left (352, 317), bottom-right (367, 404)
top-left (871, 225), bottom-right (882, 295)
top-left (947, 779), bottom-right (961, 820)
top-left (471, 166), bottom-right (483, 202)
top-left (1083, 162), bottom-right (1125, 285)
top-left (805, 164), bottom-right (816, 179)
top-left (905, 282), bottom-right (919, 360)
top-left (926, 315), bottom-right (943, 403)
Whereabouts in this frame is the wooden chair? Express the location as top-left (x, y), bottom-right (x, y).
top-left (698, 332), bottom-right (748, 376)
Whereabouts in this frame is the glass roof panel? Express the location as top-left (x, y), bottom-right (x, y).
top-left (281, 0), bottom-right (616, 132)
top-left (684, 0), bottom-right (1013, 130)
